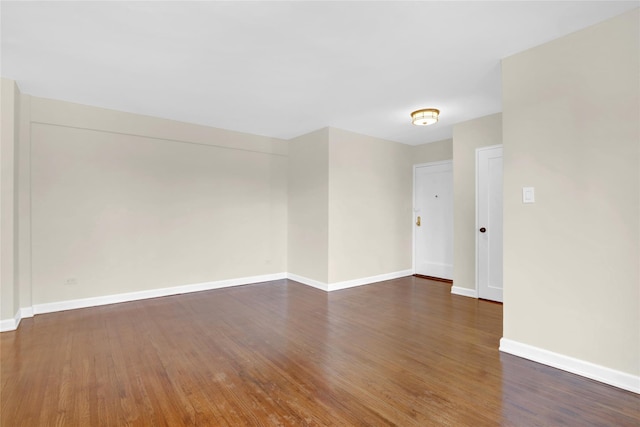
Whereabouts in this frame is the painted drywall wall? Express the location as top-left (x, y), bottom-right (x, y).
top-left (287, 128), bottom-right (330, 283)
top-left (502, 10), bottom-right (639, 376)
top-left (411, 138), bottom-right (453, 164)
top-left (452, 113), bottom-right (502, 291)
top-left (288, 127), bottom-right (412, 286)
top-left (29, 97), bottom-right (288, 156)
top-left (0, 79), bottom-right (20, 322)
top-left (28, 97), bottom-right (288, 305)
top-left (328, 128), bottom-right (412, 283)
top-left (3, 90), bottom-right (413, 321)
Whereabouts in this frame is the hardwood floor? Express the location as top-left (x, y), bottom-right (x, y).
top-left (1, 277), bottom-right (638, 426)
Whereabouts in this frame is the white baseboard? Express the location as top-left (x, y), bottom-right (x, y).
top-left (500, 338), bottom-right (640, 394)
top-left (451, 286), bottom-right (477, 298)
top-left (30, 272), bottom-right (287, 316)
top-left (0, 310), bottom-right (22, 332)
top-left (328, 269), bottom-right (413, 291)
top-left (286, 273), bottom-right (329, 291)
top-left (20, 306), bottom-right (34, 318)
top-left (0, 319), bottom-right (16, 332)
top-left (286, 270), bottom-right (413, 292)
top-left (1, 270), bottom-right (413, 332)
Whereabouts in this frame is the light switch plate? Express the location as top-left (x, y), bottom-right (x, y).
top-left (522, 187), bottom-right (535, 203)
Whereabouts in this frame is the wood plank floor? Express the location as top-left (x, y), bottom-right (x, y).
top-left (1, 277), bottom-right (638, 426)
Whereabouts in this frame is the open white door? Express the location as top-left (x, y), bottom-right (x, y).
top-left (476, 145), bottom-right (503, 302)
top-left (414, 161), bottom-right (453, 280)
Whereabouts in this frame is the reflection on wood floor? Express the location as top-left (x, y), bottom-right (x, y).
top-left (2, 277), bottom-right (638, 426)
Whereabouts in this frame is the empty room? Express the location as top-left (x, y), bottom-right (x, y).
top-left (1, 1), bottom-right (638, 426)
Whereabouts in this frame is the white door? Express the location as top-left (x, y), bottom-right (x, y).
top-left (414, 161), bottom-right (453, 280)
top-left (476, 146), bottom-right (503, 302)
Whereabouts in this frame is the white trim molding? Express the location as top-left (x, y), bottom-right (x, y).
top-left (500, 338), bottom-right (640, 394)
top-left (1, 270), bottom-right (414, 332)
top-left (1, 307), bottom-right (37, 332)
top-left (31, 272), bottom-right (287, 316)
top-left (287, 270), bottom-right (413, 292)
top-left (0, 310), bottom-right (22, 332)
top-left (20, 307), bottom-right (34, 319)
top-left (451, 286), bottom-right (477, 298)
top-left (328, 269), bottom-right (413, 292)
top-left (286, 273), bottom-right (329, 291)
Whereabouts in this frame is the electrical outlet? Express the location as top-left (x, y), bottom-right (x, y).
top-left (65, 278), bottom-right (77, 286)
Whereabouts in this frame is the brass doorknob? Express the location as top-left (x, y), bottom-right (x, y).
top-left (416, 216), bottom-right (421, 226)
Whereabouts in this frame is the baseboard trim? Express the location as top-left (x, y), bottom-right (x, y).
top-left (451, 286), bottom-right (477, 298)
top-left (0, 310), bottom-right (22, 332)
top-left (20, 307), bottom-right (34, 319)
top-left (0, 320), bottom-right (15, 332)
top-left (286, 273), bottom-right (329, 291)
top-left (500, 338), bottom-right (640, 394)
top-left (328, 270), bottom-right (413, 291)
top-left (286, 270), bottom-right (413, 292)
top-left (26, 272), bottom-right (287, 317)
top-left (1, 270), bottom-right (414, 331)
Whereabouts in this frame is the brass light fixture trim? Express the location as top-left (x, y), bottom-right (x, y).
top-left (411, 108), bottom-right (440, 126)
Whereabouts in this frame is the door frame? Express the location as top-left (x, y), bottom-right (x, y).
top-left (412, 160), bottom-right (453, 275)
top-left (475, 144), bottom-right (503, 299)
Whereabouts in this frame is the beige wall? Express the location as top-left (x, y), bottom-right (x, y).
top-left (452, 113), bottom-right (502, 291)
top-left (28, 97), bottom-right (288, 305)
top-left (288, 127), bottom-right (412, 285)
top-left (502, 10), bottom-right (639, 375)
top-left (411, 138), bottom-right (453, 164)
top-left (2, 91), bottom-right (414, 321)
top-left (0, 79), bottom-right (20, 321)
top-left (287, 128), bottom-right (330, 283)
top-left (29, 97), bottom-right (288, 156)
top-left (328, 128), bottom-right (412, 283)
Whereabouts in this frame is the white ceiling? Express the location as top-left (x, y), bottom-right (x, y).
top-left (1, 1), bottom-right (637, 145)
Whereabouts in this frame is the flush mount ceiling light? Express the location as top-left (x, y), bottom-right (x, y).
top-left (411, 108), bottom-right (440, 126)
